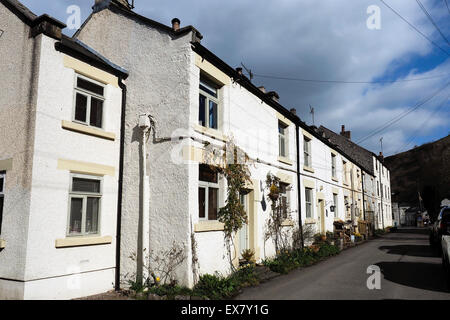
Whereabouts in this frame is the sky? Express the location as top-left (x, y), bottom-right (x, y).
top-left (20, 0), bottom-right (450, 156)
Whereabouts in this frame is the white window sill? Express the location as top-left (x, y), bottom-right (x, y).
top-left (332, 177), bottom-right (339, 183)
top-left (278, 156), bottom-right (293, 166)
top-left (0, 239), bottom-right (6, 249)
top-left (194, 124), bottom-right (226, 142)
top-left (194, 221), bottom-right (225, 233)
top-left (305, 218), bottom-right (316, 225)
top-left (62, 120), bottom-right (116, 141)
top-left (55, 236), bottom-right (112, 248)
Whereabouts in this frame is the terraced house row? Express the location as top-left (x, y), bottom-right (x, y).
top-left (0, 0), bottom-right (393, 299)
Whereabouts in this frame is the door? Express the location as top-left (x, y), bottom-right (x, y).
top-left (238, 193), bottom-right (249, 259)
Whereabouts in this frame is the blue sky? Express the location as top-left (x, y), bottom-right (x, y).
top-left (20, 0), bottom-right (450, 156)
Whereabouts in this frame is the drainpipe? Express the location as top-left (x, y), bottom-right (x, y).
top-left (137, 114), bottom-right (152, 285)
top-left (295, 123), bottom-right (304, 249)
top-left (115, 78), bottom-right (127, 291)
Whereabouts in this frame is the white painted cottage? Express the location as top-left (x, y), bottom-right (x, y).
top-left (0, 0), bottom-right (128, 299)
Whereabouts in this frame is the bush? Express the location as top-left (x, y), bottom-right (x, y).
top-left (193, 273), bottom-right (239, 300)
top-left (263, 243), bottom-right (340, 274)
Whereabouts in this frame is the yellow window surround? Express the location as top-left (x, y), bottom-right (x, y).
top-left (194, 221), bottom-right (225, 233)
top-left (0, 158), bottom-right (13, 171)
top-left (195, 54), bottom-right (231, 86)
top-left (55, 236), bottom-right (112, 248)
top-left (0, 239), bottom-right (6, 249)
top-left (63, 55), bottom-right (118, 87)
top-left (57, 159), bottom-right (115, 177)
top-left (278, 156), bottom-right (293, 166)
top-left (61, 120), bottom-right (116, 141)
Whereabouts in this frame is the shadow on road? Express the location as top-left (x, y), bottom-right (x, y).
top-left (378, 245), bottom-right (439, 258)
top-left (376, 261), bottom-right (449, 293)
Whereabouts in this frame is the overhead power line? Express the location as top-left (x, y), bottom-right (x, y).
top-left (379, 0), bottom-right (450, 57)
top-left (395, 93), bottom-right (449, 154)
top-left (415, 0), bottom-right (450, 46)
top-left (444, 0), bottom-right (450, 15)
top-left (253, 73), bottom-right (450, 84)
top-left (355, 81), bottom-right (450, 144)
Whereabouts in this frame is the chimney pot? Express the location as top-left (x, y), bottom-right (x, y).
top-left (172, 18), bottom-right (181, 31)
top-left (236, 67), bottom-right (243, 76)
top-left (290, 108), bottom-right (297, 115)
top-left (258, 86), bottom-right (266, 93)
top-left (267, 91), bottom-right (280, 102)
top-left (340, 125), bottom-right (351, 140)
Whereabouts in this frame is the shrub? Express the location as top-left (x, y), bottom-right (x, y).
top-left (193, 273), bottom-right (239, 300)
top-left (263, 243), bottom-right (340, 274)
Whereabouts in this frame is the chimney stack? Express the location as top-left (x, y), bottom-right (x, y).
top-left (290, 108), bottom-right (297, 116)
top-left (340, 124), bottom-right (351, 140)
top-left (236, 67), bottom-right (243, 76)
top-left (267, 91), bottom-right (280, 103)
top-left (379, 152), bottom-right (384, 162)
top-left (258, 86), bottom-right (266, 93)
top-left (171, 18), bottom-right (180, 31)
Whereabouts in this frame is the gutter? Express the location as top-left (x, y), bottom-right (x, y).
top-left (296, 124), bottom-right (305, 249)
top-left (115, 78), bottom-right (127, 291)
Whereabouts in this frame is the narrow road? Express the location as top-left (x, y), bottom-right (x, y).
top-left (236, 228), bottom-right (450, 300)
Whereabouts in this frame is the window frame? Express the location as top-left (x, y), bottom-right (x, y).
top-left (199, 76), bottom-right (221, 130)
top-left (343, 161), bottom-right (348, 184)
top-left (333, 193), bottom-right (338, 218)
top-left (72, 74), bottom-right (106, 130)
top-left (0, 171), bottom-right (5, 236)
top-left (278, 182), bottom-right (291, 220)
top-left (303, 136), bottom-right (312, 167)
top-left (198, 165), bottom-right (220, 222)
top-left (67, 173), bottom-right (103, 237)
top-left (305, 187), bottom-right (313, 219)
top-left (278, 121), bottom-right (289, 158)
top-left (331, 154), bottom-right (337, 179)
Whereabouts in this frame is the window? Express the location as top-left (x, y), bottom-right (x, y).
top-left (304, 136), bottom-right (312, 167)
top-left (279, 183), bottom-right (290, 219)
top-left (343, 161), bottom-right (348, 184)
top-left (199, 164), bottom-right (219, 221)
top-left (333, 193), bottom-right (338, 217)
top-left (68, 174), bottom-right (102, 236)
top-left (279, 121), bottom-right (288, 158)
top-left (305, 188), bottom-right (313, 218)
top-left (73, 75), bottom-right (105, 129)
top-left (377, 181), bottom-right (380, 196)
top-left (0, 172), bottom-right (4, 235)
top-left (344, 196), bottom-right (350, 218)
top-left (331, 154), bottom-right (337, 179)
top-left (199, 77), bottom-right (220, 130)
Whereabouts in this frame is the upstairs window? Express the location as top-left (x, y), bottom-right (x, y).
top-left (73, 75), bottom-right (105, 129)
top-left (199, 77), bottom-right (220, 130)
top-left (198, 164), bottom-right (219, 221)
top-left (304, 136), bottom-right (312, 167)
top-left (0, 172), bottom-right (4, 235)
top-left (331, 154), bottom-right (337, 179)
top-left (343, 161), bottom-right (348, 184)
top-left (68, 174), bottom-right (102, 236)
top-left (279, 121), bottom-right (288, 158)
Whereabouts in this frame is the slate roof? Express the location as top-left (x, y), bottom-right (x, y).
top-left (318, 126), bottom-right (375, 176)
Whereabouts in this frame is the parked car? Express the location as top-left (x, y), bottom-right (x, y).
top-left (442, 235), bottom-right (450, 289)
top-left (429, 206), bottom-right (450, 251)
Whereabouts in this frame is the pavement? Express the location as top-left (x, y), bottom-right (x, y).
top-left (235, 227), bottom-right (450, 300)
